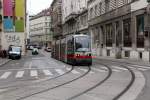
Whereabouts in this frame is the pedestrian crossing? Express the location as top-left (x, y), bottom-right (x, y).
top-left (0, 65), bottom-right (149, 80)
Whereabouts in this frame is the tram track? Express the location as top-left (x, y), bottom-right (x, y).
top-left (15, 66), bottom-right (91, 100)
top-left (0, 65), bottom-right (74, 90)
top-left (0, 57), bottom-right (142, 100)
top-left (68, 61), bottom-right (136, 100)
top-left (112, 65), bottom-right (135, 100)
top-left (67, 63), bottom-right (112, 100)
top-left (95, 60), bottom-right (137, 100)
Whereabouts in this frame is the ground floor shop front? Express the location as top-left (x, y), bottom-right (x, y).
top-left (89, 8), bottom-right (150, 62)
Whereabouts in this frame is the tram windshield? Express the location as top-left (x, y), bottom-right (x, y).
top-left (75, 36), bottom-right (91, 52)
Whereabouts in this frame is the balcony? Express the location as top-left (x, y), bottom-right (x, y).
top-left (89, 3), bottom-right (131, 26)
top-left (65, 12), bottom-right (78, 23)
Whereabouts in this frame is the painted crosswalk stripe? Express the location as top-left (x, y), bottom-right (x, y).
top-left (30, 70), bottom-right (38, 77)
top-left (112, 69), bottom-right (121, 72)
top-left (0, 72), bottom-right (11, 79)
top-left (72, 70), bottom-right (80, 74)
top-left (92, 68), bottom-right (106, 72)
top-left (16, 71), bottom-right (24, 78)
top-left (55, 69), bottom-right (65, 75)
top-left (112, 66), bottom-right (127, 71)
top-left (43, 70), bottom-right (53, 76)
top-left (137, 68), bottom-right (148, 71)
top-left (66, 67), bottom-right (71, 71)
top-left (100, 67), bottom-right (108, 71)
top-left (79, 68), bottom-right (87, 72)
top-left (90, 71), bottom-right (94, 74)
top-left (132, 65), bottom-right (150, 69)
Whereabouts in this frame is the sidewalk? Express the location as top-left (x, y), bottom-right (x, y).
top-left (0, 58), bottom-right (10, 66)
top-left (95, 56), bottom-right (150, 67)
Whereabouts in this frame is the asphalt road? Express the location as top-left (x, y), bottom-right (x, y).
top-left (0, 50), bottom-right (149, 100)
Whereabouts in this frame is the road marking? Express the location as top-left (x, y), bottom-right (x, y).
top-left (30, 70), bottom-right (38, 77)
top-left (78, 68), bottom-right (87, 72)
top-left (100, 67), bottom-right (108, 71)
top-left (55, 69), bottom-right (65, 75)
top-left (112, 69), bottom-right (121, 72)
top-left (92, 68), bottom-right (106, 72)
top-left (132, 65), bottom-right (150, 69)
top-left (66, 67), bottom-right (71, 71)
top-left (0, 72), bottom-right (11, 79)
top-left (112, 66), bottom-right (127, 71)
top-left (71, 70), bottom-right (80, 74)
top-left (16, 71), bottom-right (24, 78)
top-left (137, 68), bottom-right (148, 71)
top-left (29, 61), bottom-right (32, 69)
top-left (43, 70), bottom-right (53, 76)
top-left (90, 71), bottom-right (94, 74)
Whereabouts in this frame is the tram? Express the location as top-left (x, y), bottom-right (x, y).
top-left (52, 34), bottom-right (92, 66)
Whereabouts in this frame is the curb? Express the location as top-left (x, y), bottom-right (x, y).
top-left (118, 70), bottom-right (146, 100)
top-left (94, 57), bottom-right (150, 67)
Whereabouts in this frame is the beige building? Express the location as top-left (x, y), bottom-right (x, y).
top-left (62, 0), bottom-right (88, 35)
top-left (30, 9), bottom-right (52, 47)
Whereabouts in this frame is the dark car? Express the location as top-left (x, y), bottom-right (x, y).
top-left (8, 46), bottom-right (22, 59)
top-left (45, 47), bottom-right (51, 52)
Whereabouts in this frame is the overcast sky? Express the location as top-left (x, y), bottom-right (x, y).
top-left (27, 0), bottom-right (53, 15)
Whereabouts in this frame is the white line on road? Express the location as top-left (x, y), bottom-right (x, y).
top-left (30, 70), bottom-right (38, 77)
top-left (137, 68), bottom-right (148, 71)
top-left (111, 66), bottom-right (128, 71)
top-left (55, 69), bottom-right (65, 75)
top-left (100, 67), bottom-right (108, 70)
top-left (66, 67), bottom-right (71, 71)
top-left (90, 71), bottom-right (94, 74)
top-left (112, 69), bottom-right (121, 72)
top-left (29, 61), bottom-right (32, 69)
top-left (71, 70), bottom-right (80, 74)
top-left (0, 72), bottom-right (12, 79)
top-left (16, 71), bottom-right (24, 78)
top-left (43, 70), bottom-right (53, 76)
top-left (78, 68), bottom-right (87, 72)
top-left (132, 65), bottom-right (150, 69)
top-left (92, 68), bottom-right (107, 72)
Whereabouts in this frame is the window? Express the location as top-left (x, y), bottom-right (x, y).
top-left (105, 0), bottom-right (110, 12)
top-left (106, 24), bottom-right (113, 47)
top-left (90, 8), bottom-right (93, 19)
top-left (123, 19), bottom-right (131, 47)
top-left (136, 15), bottom-right (144, 48)
top-left (99, 3), bottom-right (102, 15)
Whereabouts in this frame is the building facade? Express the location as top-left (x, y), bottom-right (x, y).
top-left (1, 0), bottom-right (27, 55)
top-left (62, 0), bottom-right (88, 35)
top-left (30, 9), bottom-right (52, 47)
top-left (88, 0), bottom-right (150, 61)
top-left (51, 0), bottom-right (62, 39)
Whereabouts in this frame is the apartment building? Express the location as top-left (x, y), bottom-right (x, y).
top-left (88, 0), bottom-right (150, 61)
top-left (62, 0), bottom-right (88, 35)
top-left (30, 9), bottom-right (52, 47)
top-left (51, 0), bottom-right (62, 39)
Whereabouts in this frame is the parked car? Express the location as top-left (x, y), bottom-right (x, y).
top-left (8, 46), bottom-right (22, 59)
top-left (32, 48), bottom-right (39, 55)
top-left (45, 47), bottom-right (51, 52)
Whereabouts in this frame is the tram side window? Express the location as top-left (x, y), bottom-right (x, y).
top-left (67, 37), bottom-right (74, 53)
